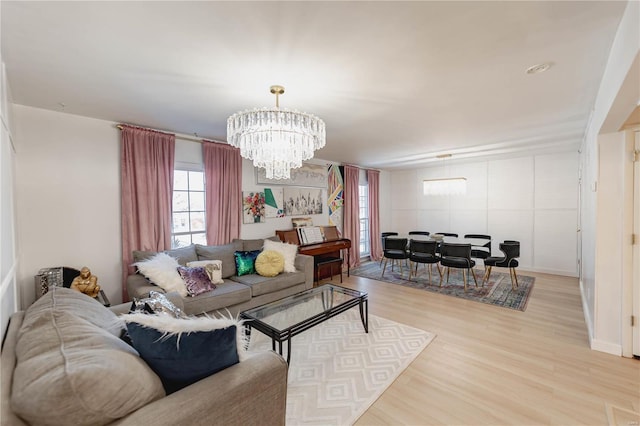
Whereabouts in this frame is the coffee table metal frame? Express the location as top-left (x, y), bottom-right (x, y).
top-left (239, 284), bottom-right (368, 363)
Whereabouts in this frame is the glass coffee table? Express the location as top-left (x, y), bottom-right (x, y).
top-left (240, 284), bottom-right (368, 363)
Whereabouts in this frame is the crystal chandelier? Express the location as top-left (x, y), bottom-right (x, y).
top-left (227, 85), bottom-right (326, 180)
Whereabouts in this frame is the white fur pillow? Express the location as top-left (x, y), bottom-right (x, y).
top-left (263, 239), bottom-right (298, 273)
top-left (187, 260), bottom-right (223, 285)
top-left (134, 253), bottom-right (188, 297)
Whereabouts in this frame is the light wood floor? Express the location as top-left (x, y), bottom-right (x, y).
top-left (319, 269), bottom-right (640, 425)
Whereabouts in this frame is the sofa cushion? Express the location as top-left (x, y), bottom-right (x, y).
top-left (231, 271), bottom-right (306, 297)
top-left (234, 250), bottom-right (261, 276)
top-left (195, 241), bottom-right (243, 278)
top-left (263, 239), bottom-right (298, 273)
top-left (177, 266), bottom-right (216, 297)
top-left (134, 253), bottom-right (188, 297)
top-left (187, 260), bottom-right (224, 284)
top-left (133, 244), bottom-right (198, 266)
top-left (23, 287), bottom-right (123, 336)
top-left (122, 313), bottom-right (246, 394)
top-left (255, 250), bottom-right (285, 277)
top-left (235, 236), bottom-right (280, 252)
top-left (11, 288), bottom-right (165, 426)
top-left (180, 281), bottom-right (252, 315)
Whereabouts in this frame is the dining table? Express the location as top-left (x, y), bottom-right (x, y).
top-left (397, 234), bottom-right (490, 247)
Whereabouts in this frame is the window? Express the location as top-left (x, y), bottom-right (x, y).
top-left (359, 184), bottom-right (370, 256)
top-left (172, 170), bottom-right (206, 248)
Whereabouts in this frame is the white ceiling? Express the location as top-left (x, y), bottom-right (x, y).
top-left (1, 1), bottom-right (628, 170)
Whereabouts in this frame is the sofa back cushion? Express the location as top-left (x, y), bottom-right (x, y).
top-left (11, 288), bottom-right (165, 426)
top-left (133, 244), bottom-right (198, 266)
top-left (195, 241), bottom-right (243, 278)
top-left (235, 236), bottom-right (280, 252)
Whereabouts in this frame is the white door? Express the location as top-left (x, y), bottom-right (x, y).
top-left (633, 130), bottom-right (640, 357)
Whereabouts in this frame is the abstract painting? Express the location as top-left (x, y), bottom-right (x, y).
top-left (327, 164), bottom-right (344, 236)
top-left (264, 188), bottom-right (284, 218)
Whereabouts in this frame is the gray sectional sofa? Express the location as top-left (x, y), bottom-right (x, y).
top-left (127, 237), bottom-right (314, 317)
top-left (1, 288), bottom-right (288, 426)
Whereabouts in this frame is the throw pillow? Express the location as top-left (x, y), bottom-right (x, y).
top-left (187, 260), bottom-right (224, 284)
top-left (263, 239), bottom-right (298, 273)
top-left (133, 253), bottom-right (188, 297)
top-left (130, 290), bottom-right (187, 318)
top-left (255, 250), bottom-right (285, 277)
top-left (234, 250), bottom-right (261, 276)
top-left (177, 266), bottom-right (216, 297)
top-left (121, 313), bottom-right (247, 394)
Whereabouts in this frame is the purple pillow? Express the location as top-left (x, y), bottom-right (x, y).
top-left (177, 266), bottom-right (216, 297)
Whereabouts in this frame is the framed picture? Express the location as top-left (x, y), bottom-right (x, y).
top-left (284, 187), bottom-right (324, 216)
top-left (291, 217), bottom-right (314, 228)
top-left (264, 188), bottom-right (284, 218)
top-left (256, 162), bottom-right (328, 188)
top-left (242, 191), bottom-right (266, 224)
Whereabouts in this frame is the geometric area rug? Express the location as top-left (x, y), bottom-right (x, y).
top-left (351, 261), bottom-right (535, 311)
top-left (249, 309), bottom-right (435, 425)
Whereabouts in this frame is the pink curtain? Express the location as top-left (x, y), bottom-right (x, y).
top-left (367, 169), bottom-right (382, 261)
top-left (343, 165), bottom-right (361, 268)
top-left (121, 125), bottom-right (175, 301)
top-left (202, 140), bottom-right (242, 245)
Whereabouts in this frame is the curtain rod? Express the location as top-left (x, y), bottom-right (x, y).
top-left (116, 124), bottom-right (226, 145)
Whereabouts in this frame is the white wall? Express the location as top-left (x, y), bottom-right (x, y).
top-left (11, 105), bottom-right (334, 306)
top-left (387, 151), bottom-right (579, 276)
top-left (14, 106), bottom-right (121, 307)
top-left (1, 59), bottom-right (18, 337)
top-left (580, 0), bottom-right (639, 355)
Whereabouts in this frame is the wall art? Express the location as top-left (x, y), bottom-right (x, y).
top-left (257, 162), bottom-right (328, 188)
top-left (242, 191), bottom-right (265, 224)
top-left (327, 164), bottom-right (344, 236)
top-left (284, 187), bottom-right (324, 216)
top-left (264, 188), bottom-right (284, 218)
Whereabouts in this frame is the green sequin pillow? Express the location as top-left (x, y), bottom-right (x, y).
top-left (234, 250), bottom-right (261, 276)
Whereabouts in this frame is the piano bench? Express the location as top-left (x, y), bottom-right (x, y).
top-left (314, 257), bottom-right (343, 285)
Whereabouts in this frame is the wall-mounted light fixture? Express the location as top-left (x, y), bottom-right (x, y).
top-left (423, 154), bottom-right (467, 196)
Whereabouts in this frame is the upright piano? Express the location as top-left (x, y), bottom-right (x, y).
top-left (275, 226), bottom-right (351, 280)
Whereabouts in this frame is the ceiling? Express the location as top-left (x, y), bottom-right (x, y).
top-left (1, 1), bottom-right (628, 170)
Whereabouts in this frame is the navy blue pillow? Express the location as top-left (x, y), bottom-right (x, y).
top-left (126, 322), bottom-right (239, 394)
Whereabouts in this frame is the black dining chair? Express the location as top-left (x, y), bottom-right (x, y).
top-left (436, 232), bottom-right (458, 237)
top-left (408, 239), bottom-right (440, 284)
top-left (439, 243), bottom-right (478, 292)
top-left (483, 241), bottom-right (520, 289)
top-left (464, 234), bottom-right (491, 260)
top-left (380, 232), bottom-right (399, 265)
top-left (408, 231), bottom-right (430, 236)
top-left (381, 237), bottom-right (409, 278)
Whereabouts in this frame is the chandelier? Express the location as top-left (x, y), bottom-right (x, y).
top-left (423, 154), bottom-right (467, 195)
top-left (227, 85), bottom-right (326, 180)
top-left (423, 177), bottom-right (467, 195)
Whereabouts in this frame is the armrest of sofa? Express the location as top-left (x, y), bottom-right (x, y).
top-left (126, 274), bottom-right (163, 300)
top-left (294, 253), bottom-right (314, 290)
top-left (115, 350), bottom-right (288, 426)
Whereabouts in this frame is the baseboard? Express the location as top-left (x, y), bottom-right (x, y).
top-left (591, 338), bottom-right (622, 356)
top-left (518, 266), bottom-right (579, 278)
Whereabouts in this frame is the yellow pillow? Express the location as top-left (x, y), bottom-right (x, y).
top-left (255, 250), bottom-right (285, 277)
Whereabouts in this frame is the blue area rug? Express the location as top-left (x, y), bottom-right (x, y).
top-left (351, 261), bottom-right (534, 311)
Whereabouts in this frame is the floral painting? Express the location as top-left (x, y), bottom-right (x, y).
top-left (243, 191), bottom-right (266, 224)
